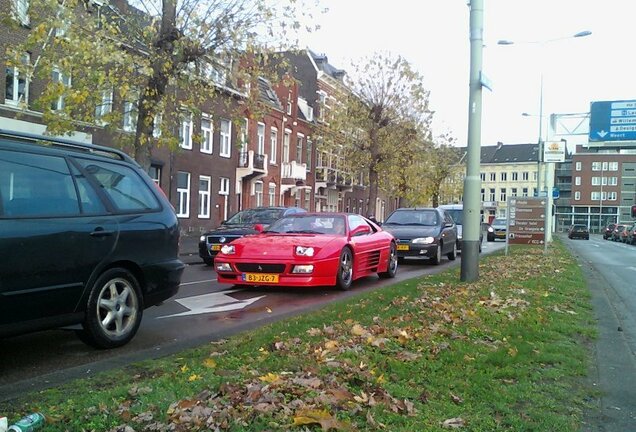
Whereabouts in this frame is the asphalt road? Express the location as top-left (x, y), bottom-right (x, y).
top-left (562, 234), bottom-right (636, 430)
top-left (0, 241), bottom-right (505, 402)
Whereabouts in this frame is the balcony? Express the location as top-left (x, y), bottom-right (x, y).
top-left (237, 150), bottom-right (267, 181)
top-left (281, 160), bottom-right (307, 181)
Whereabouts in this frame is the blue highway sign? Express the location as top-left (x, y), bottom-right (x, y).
top-left (589, 100), bottom-right (636, 142)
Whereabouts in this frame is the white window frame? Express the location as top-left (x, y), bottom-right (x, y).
top-left (489, 172), bottom-right (496, 181)
top-left (220, 119), bottom-right (231, 158)
top-left (512, 172), bottom-right (518, 181)
top-left (609, 162), bottom-right (619, 171)
top-left (268, 183), bottom-right (276, 206)
top-left (522, 172), bottom-right (529, 181)
top-left (95, 88), bottom-right (113, 123)
top-left (5, 52), bottom-right (30, 106)
top-left (122, 91), bottom-right (138, 132)
top-left (297, 133), bottom-right (304, 163)
top-left (500, 188), bottom-right (506, 202)
top-left (592, 162), bottom-right (601, 171)
top-left (575, 176), bottom-right (581, 186)
top-left (51, 67), bottom-right (71, 111)
top-left (219, 177), bottom-right (230, 195)
top-left (180, 113), bottom-right (193, 150)
top-left (286, 92), bottom-right (292, 115)
top-left (270, 128), bottom-right (278, 164)
top-left (13, 0), bottom-right (29, 26)
top-left (574, 191), bottom-right (581, 201)
top-left (177, 171), bottom-right (190, 218)
top-left (522, 188), bottom-right (529, 197)
top-left (500, 172), bottom-right (507, 181)
top-left (608, 191), bottom-right (617, 200)
top-left (153, 113), bottom-right (162, 138)
top-left (257, 122), bottom-right (265, 155)
top-left (198, 175), bottom-right (211, 219)
top-left (609, 176), bottom-right (618, 186)
top-left (254, 181), bottom-right (263, 207)
top-left (283, 129), bottom-right (291, 163)
top-left (575, 161), bottom-right (582, 171)
top-left (200, 114), bottom-right (213, 154)
top-left (480, 173), bottom-right (485, 181)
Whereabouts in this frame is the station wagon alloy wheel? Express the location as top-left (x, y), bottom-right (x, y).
top-left (79, 268), bottom-right (144, 349)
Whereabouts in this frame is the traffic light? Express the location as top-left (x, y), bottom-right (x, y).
top-left (632, 205), bottom-right (636, 218)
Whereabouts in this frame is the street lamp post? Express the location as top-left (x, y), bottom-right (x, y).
top-left (498, 31), bottom-right (592, 197)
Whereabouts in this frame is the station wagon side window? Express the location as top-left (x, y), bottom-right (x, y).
top-left (0, 149), bottom-right (80, 217)
top-left (76, 159), bottom-right (160, 212)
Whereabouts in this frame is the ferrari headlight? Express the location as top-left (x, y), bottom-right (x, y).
top-left (221, 244), bottom-right (235, 255)
top-left (295, 246), bottom-right (315, 257)
top-left (488, 227), bottom-right (494, 233)
top-left (199, 235), bottom-right (206, 242)
top-left (411, 237), bottom-right (435, 244)
top-left (216, 262), bottom-right (232, 272)
top-left (292, 264), bottom-right (314, 274)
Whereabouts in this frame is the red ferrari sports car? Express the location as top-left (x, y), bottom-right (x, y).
top-left (214, 213), bottom-right (398, 290)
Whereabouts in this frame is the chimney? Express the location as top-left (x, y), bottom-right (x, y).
top-left (496, 141), bottom-right (503, 150)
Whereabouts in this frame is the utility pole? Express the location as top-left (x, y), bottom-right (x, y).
top-left (461, 0), bottom-right (483, 282)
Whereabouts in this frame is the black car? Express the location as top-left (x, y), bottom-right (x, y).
top-left (567, 224), bottom-right (589, 240)
top-left (603, 223), bottom-right (616, 240)
top-left (381, 207), bottom-right (458, 265)
top-left (0, 130), bottom-right (185, 348)
top-left (198, 206), bottom-right (306, 265)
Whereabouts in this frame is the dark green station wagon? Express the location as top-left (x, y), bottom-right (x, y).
top-left (0, 130), bottom-right (185, 348)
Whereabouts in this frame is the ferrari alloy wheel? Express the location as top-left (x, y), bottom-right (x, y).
top-left (447, 242), bottom-right (457, 260)
top-left (336, 247), bottom-right (353, 290)
top-left (430, 244), bottom-right (442, 265)
top-left (379, 242), bottom-right (398, 279)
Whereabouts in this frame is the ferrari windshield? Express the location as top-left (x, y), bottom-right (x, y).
top-left (266, 215), bottom-right (346, 235)
top-left (224, 208), bottom-right (284, 225)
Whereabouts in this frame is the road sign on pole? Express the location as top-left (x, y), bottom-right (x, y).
top-left (589, 100), bottom-right (636, 142)
top-left (506, 198), bottom-right (547, 254)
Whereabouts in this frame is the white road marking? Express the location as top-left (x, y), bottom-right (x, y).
top-left (627, 267), bottom-right (636, 272)
top-left (180, 279), bottom-right (216, 286)
top-left (158, 290), bottom-right (265, 319)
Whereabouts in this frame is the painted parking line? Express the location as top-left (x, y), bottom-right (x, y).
top-left (180, 278), bottom-right (217, 286)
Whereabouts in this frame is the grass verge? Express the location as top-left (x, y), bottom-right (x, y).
top-left (4, 240), bottom-right (596, 431)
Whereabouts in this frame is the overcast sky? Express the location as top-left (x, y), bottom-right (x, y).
top-left (300, 0), bottom-right (636, 149)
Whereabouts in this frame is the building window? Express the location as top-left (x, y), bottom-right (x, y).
top-left (254, 181), bottom-right (263, 207)
top-left (200, 114), bottom-right (213, 154)
top-left (198, 175), bottom-right (211, 218)
top-left (512, 172), bottom-right (518, 181)
top-left (220, 119), bottom-right (231, 157)
top-left (511, 188), bottom-right (517, 197)
top-left (148, 165), bottom-right (161, 186)
top-left (304, 190), bottom-right (311, 210)
top-left (283, 130), bottom-right (291, 163)
top-left (51, 67), bottom-right (71, 111)
top-left (592, 162), bottom-right (601, 171)
top-left (522, 188), bottom-right (528, 197)
top-left (286, 92), bottom-right (292, 115)
top-left (296, 134), bottom-right (304, 163)
top-left (176, 171), bottom-right (190, 218)
top-left (480, 172), bottom-right (485, 181)
top-left (489, 188), bottom-right (495, 201)
top-left (268, 183), bottom-right (276, 206)
top-left (608, 191), bottom-right (617, 200)
top-left (152, 113), bottom-right (162, 138)
top-left (609, 176), bottom-right (618, 186)
top-left (94, 88), bottom-right (113, 123)
top-left (122, 91), bottom-right (138, 132)
top-left (575, 176), bottom-right (581, 186)
top-left (12, 0), bottom-right (29, 25)
top-left (575, 161), bottom-right (582, 171)
top-left (592, 177), bottom-right (600, 186)
top-left (500, 188), bottom-right (507, 202)
top-left (609, 162), bottom-right (618, 171)
top-left (489, 172), bottom-right (496, 181)
top-left (574, 191), bottom-right (581, 201)
top-left (533, 172), bottom-right (537, 181)
top-left (180, 113), bottom-right (193, 150)
top-left (522, 172), bottom-right (529, 181)
top-left (270, 128), bottom-right (278, 164)
top-left (500, 172), bottom-right (507, 181)
top-left (306, 139), bottom-right (312, 169)
top-left (220, 177), bottom-right (230, 195)
top-left (480, 188), bottom-right (485, 201)
top-left (5, 52), bottom-right (30, 106)
top-left (257, 123), bottom-right (265, 155)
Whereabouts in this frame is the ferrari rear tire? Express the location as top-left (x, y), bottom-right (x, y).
top-left (430, 244), bottom-right (442, 265)
top-left (335, 247), bottom-right (353, 290)
top-left (379, 242), bottom-right (398, 279)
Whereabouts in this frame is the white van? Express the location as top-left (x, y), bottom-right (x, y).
top-left (438, 204), bottom-right (483, 253)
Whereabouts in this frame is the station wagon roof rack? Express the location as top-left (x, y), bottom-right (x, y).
top-left (0, 129), bottom-right (138, 165)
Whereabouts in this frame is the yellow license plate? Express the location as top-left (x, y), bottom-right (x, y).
top-left (242, 273), bottom-right (279, 283)
top-left (397, 244), bottom-right (409, 251)
top-left (211, 244), bottom-right (221, 251)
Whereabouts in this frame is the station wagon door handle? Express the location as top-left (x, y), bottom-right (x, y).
top-left (90, 227), bottom-right (115, 237)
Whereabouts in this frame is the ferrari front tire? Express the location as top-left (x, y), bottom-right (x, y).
top-left (379, 242), bottom-right (398, 279)
top-left (335, 247), bottom-right (353, 290)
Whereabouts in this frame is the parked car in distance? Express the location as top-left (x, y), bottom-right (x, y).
top-left (214, 213), bottom-right (397, 290)
top-left (625, 224), bottom-right (636, 245)
top-left (199, 207), bottom-right (306, 265)
top-left (0, 130), bottom-right (185, 348)
top-left (612, 224), bottom-right (626, 241)
top-left (567, 224), bottom-right (590, 240)
top-left (438, 204), bottom-right (483, 253)
top-left (487, 218), bottom-right (507, 242)
top-left (620, 223), bottom-right (634, 243)
top-left (381, 207), bottom-right (458, 265)
top-left (603, 223), bottom-right (616, 240)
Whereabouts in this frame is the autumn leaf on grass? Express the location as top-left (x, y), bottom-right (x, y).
top-left (203, 358), bottom-right (217, 368)
top-left (293, 409), bottom-right (348, 431)
top-left (442, 417), bottom-right (465, 428)
top-left (324, 340), bottom-right (339, 351)
top-left (351, 323), bottom-right (368, 337)
top-left (259, 372), bottom-right (283, 385)
top-left (188, 374), bottom-right (201, 382)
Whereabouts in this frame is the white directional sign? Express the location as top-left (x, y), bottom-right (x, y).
top-left (158, 290), bottom-right (266, 318)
